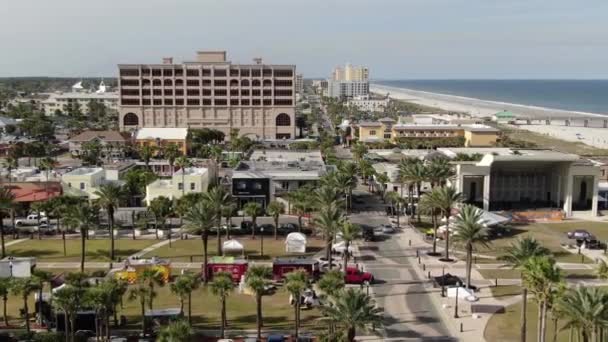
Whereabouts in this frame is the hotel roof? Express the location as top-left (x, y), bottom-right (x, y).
top-left (69, 130), bottom-right (129, 143)
top-left (135, 128), bottom-right (188, 140)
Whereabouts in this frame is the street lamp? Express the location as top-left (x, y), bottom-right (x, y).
top-left (441, 266), bottom-right (446, 297)
top-left (8, 259), bottom-right (13, 278)
top-left (260, 227), bottom-right (264, 257)
top-left (454, 281), bottom-right (460, 318)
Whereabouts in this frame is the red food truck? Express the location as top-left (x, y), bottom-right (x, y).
top-left (272, 257), bottom-right (320, 281)
top-left (206, 256), bottom-right (249, 282)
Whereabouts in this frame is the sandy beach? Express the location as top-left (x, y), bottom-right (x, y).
top-left (371, 84), bottom-right (608, 149)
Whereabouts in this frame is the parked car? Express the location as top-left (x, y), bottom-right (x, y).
top-left (15, 214), bottom-right (48, 227)
top-left (331, 241), bottom-right (354, 255)
top-left (289, 288), bottom-right (321, 308)
top-left (381, 224), bottom-right (396, 234)
top-left (344, 266), bottom-right (374, 284)
top-left (567, 229), bottom-right (592, 240)
top-left (317, 256), bottom-right (341, 271)
top-left (362, 226), bottom-right (375, 241)
top-left (278, 223), bottom-right (299, 235)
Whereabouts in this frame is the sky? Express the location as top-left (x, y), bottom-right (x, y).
top-left (1, 0), bottom-right (607, 79)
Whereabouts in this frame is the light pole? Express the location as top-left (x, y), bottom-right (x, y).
top-left (260, 227), bottom-right (264, 257)
top-left (8, 259), bottom-right (13, 278)
top-left (454, 282), bottom-right (460, 318)
top-left (441, 266), bottom-right (446, 297)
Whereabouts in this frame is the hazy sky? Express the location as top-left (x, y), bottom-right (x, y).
top-left (1, 0), bottom-right (607, 79)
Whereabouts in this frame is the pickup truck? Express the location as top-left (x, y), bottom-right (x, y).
top-left (344, 266), bottom-right (374, 285)
top-left (15, 214), bottom-right (48, 227)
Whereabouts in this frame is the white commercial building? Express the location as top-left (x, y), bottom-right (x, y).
top-left (61, 167), bottom-right (122, 200)
top-left (327, 80), bottom-right (369, 99)
top-left (42, 81), bottom-right (119, 116)
top-left (347, 95), bottom-right (389, 112)
top-left (145, 167), bottom-right (210, 203)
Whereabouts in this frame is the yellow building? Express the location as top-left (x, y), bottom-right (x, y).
top-left (134, 127), bottom-right (188, 155)
top-left (358, 120), bottom-right (499, 147)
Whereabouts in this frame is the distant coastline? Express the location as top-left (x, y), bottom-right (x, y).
top-left (371, 84), bottom-right (608, 119)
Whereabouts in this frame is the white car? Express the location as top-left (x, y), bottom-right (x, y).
top-left (332, 241), bottom-right (354, 255)
top-left (381, 224), bottom-right (396, 234)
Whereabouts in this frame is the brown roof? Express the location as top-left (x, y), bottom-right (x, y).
top-left (5, 182), bottom-right (62, 203)
top-left (358, 122), bottom-right (383, 127)
top-left (69, 130), bottom-right (129, 143)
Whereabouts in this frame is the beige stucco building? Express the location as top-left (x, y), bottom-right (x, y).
top-left (118, 51), bottom-right (296, 140)
top-left (145, 167), bottom-right (210, 204)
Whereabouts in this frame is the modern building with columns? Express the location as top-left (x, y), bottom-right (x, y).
top-left (441, 148), bottom-right (600, 218)
top-left (117, 51), bottom-right (296, 140)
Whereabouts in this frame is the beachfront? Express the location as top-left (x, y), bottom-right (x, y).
top-left (372, 84), bottom-right (608, 149)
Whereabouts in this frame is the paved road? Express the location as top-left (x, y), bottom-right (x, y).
top-left (350, 189), bottom-right (455, 341)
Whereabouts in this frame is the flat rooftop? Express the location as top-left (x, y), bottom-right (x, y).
top-left (233, 160), bottom-right (328, 180)
top-left (174, 167), bottom-right (208, 176)
top-left (250, 150), bottom-right (324, 163)
top-left (63, 167), bottom-right (104, 176)
top-left (135, 128), bottom-right (188, 140)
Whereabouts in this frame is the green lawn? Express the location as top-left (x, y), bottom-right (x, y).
top-left (478, 268), bottom-right (596, 280)
top-left (145, 237), bottom-right (326, 261)
top-left (6, 239), bottom-right (158, 262)
top-left (489, 284), bottom-right (522, 298)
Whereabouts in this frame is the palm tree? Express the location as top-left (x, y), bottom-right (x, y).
top-left (65, 203), bottom-right (97, 272)
top-left (0, 187), bottom-right (15, 258)
top-left (245, 265), bottom-right (272, 340)
top-left (3, 157), bottom-right (18, 184)
top-left (427, 158), bottom-right (454, 188)
top-left (314, 185), bottom-right (342, 210)
top-left (94, 183), bottom-right (125, 260)
top-left (397, 158), bottom-right (418, 218)
top-left (32, 269), bottom-right (53, 327)
top-left (418, 192), bottom-right (441, 255)
top-left (337, 163), bottom-right (358, 211)
top-left (53, 286), bottom-right (82, 342)
top-left (128, 284), bottom-right (153, 335)
top-left (399, 160), bottom-right (427, 222)
top-left (204, 186), bottom-right (232, 255)
top-left (557, 287), bottom-right (608, 342)
top-left (184, 200), bottom-right (217, 283)
top-left (148, 196), bottom-right (173, 241)
top-left (597, 260), bottom-right (608, 280)
top-left (384, 191), bottom-right (403, 229)
top-left (427, 186), bottom-right (463, 261)
top-left (141, 268), bottom-right (164, 310)
top-left (320, 288), bottom-right (383, 342)
top-left (286, 270), bottom-right (308, 339)
top-left (210, 272), bottom-right (234, 338)
top-left (351, 142), bottom-right (368, 163)
top-left (318, 270), bottom-right (345, 299)
top-left (170, 272), bottom-right (199, 324)
top-left (11, 278), bottom-right (40, 334)
top-left (138, 145), bottom-right (155, 170)
top-left (243, 202), bottom-right (263, 239)
top-left (157, 319), bottom-right (193, 342)
top-left (358, 159), bottom-right (375, 190)
top-left (0, 278), bottom-right (11, 326)
top-left (291, 192), bottom-right (313, 232)
top-left (452, 205), bottom-right (490, 289)
top-left (374, 173), bottom-right (390, 199)
top-left (337, 221), bottom-right (360, 271)
top-left (266, 200), bottom-right (285, 240)
top-left (163, 143), bottom-right (181, 176)
top-left (85, 282), bottom-right (116, 340)
top-left (499, 237), bottom-right (551, 269)
top-left (521, 256), bottom-right (563, 342)
top-left (314, 203), bottom-right (344, 270)
top-left (175, 156), bottom-right (192, 198)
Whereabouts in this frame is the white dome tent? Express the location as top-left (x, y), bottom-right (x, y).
top-left (222, 239), bottom-right (244, 255)
top-left (285, 232), bottom-right (307, 253)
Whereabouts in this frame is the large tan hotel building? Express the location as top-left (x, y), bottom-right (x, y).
top-left (118, 51), bottom-right (296, 139)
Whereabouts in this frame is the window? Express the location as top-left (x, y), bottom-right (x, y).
top-left (80, 183), bottom-right (85, 190)
top-left (369, 130), bottom-right (376, 136)
top-left (178, 183), bottom-right (183, 190)
top-left (281, 181), bottom-right (289, 189)
top-left (237, 181), bottom-right (247, 190)
top-left (276, 113), bottom-right (291, 126)
top-left (253, 182), bottom-right (262, 190)
top-left (123, 113), bottom-right (139, 126)
top-left (214, 69), bottom-right (226, 77)
top-left (190, 183), bottom-right (195, 190)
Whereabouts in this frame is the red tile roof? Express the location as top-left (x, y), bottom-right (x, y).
top-left (4, 182), bottom-right (62, 203)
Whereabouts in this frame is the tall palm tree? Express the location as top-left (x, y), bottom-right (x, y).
top-left (314, 203), bottom-right (344, 270)
top-left (53, 286), bottom-right (81, 342)
top-left (452, 205), bottom-right (490, 289)
top-left (427, 158), bottom-right (454, 188)
top-left (351, 142), bottom-right (368, 163)
top-left (170, 272), bottom-right (199, 325)
top-left (337, 163), bottom-right (358, 211)
top-left (358, 159), bottom-right (375, 190)
top-left (0, 278), bottom-right (11, 326)
top-left (85, 282), bottom-right (115, 340)
top-left (163, 143), bottom-right (181, 177)
top-left (148, 196), bottom-right (173, 241)
top-left (210, 272), bottom-right (234, 338)
top-left (557, 287), bottom-right (608, 342)
top-left (499, 237), bottom-right (552, 269)
top-left (0, 187), bottom-right (15, 258)
top-left (314, 185), bottom-right (342, 210)
top-left (138, 145), bottom-right (155, 170)
top-left (243, 202), bottom-right (263, 239)
top-left (184, 200), bottom-right (217, 283)
top-left (337, 221), bottom-right (361, 271)
top-left (65, 203), bottom-right (97, 272)
top-left (399, 160), bottom-right (427, 222)
top-left (374, 173), bottom-right (390, 199)
top-left (317, 270), bottom-right (345, 300)
top-left (32, 269), bottom-right (53, 326)
top-left (94, 183), bottom-right (125, 260)
top-left (128, 284), bottom-right (153, 335)
top-left (204, 186), bottom-right (232, 255)
top-left (521, 256), bottom-right (563, 342)
top-left (286, 270), bottom-right (308, 339)
top-left (157, 319), bottom-right (193, 342)
top-left (418, 192), bottom-right (440, 255)
top-left (384, 191), bottom-right (403, 229)
top-left (141, 268), bottom-right (165, 310)
top-left (427, 186), bottom-right (463, 261)
top-left (245, 265), bottom-right (272, 340)
top-left (397, 158), bottom-right (418, 218)
top-left (266, 200), bottom-right (285, 240)
top-left (320, 288), bottom-right (383, 342)
top-left (175, 156), bottom-right (192, 198)
top-left (11, 278), bottom-right (40, 334)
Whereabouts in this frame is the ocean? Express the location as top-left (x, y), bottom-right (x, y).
top-left (376, 80), bottom-right (608, 115)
